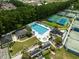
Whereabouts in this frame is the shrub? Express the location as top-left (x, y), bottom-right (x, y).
top-left (54, 36), bottom-right (62, 46)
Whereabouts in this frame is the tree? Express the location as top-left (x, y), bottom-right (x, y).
top-left (0, 34), bottom-right (2, 48)
top-left (26, 25), bottom-right (32, 32)
top-left (25, 25), bottom-right (32, 37)
top-left (22, 50), bottom-right (31, 59)
top-left (9, 0), bottom-right (26, 7)
top-left (54, 36), bottom-right (62, 46)
top-left (50, 46), bottom-right (56, 52)
top-left (0, 0), bottom-right (75, 35)
top-left (0, 21), bottom-right (5, 34)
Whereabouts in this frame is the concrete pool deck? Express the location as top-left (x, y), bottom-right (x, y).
top-left (29, 22), bottom-right (51, 42)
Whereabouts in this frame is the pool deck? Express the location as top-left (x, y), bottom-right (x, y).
top-left (29, 22), bottom-right (51, 42)
top-left (31, 23), bottom-right (48, 35)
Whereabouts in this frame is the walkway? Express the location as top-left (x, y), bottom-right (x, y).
top-left (11, 54), bottom-right (22, 59)
top-left (49, 41), bottom-right (56, 48)
top-left (62, 19), bottom-right (75, 45)
top-left (16, 35), bottom-right (35, 42)
top-left (11, 36), bottom-right (35, 59)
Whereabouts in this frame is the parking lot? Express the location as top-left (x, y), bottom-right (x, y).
top-left (0, 48), bottom-right (10, 59)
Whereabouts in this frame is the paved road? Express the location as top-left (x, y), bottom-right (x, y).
top-left (0, 47), bottom-right (10, 59)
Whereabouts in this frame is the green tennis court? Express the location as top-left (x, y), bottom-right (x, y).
top-left (48, 15), bottom-right (61, 22)
top-left (48, 15), bottom-right (70, 26)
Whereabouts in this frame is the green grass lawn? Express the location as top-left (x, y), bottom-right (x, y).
top-left (42, 21), bottom-right (58, 27)
top-left (55, 48), bottom-right (79, 59)
top-left (9, 37), bottom-right (39, 55)
top-left (42, 21), bottom-right (68, 30)
top-left (42, 49), bottom-right (51, 59)
top-left (44, 53), bottom-right (51, 59)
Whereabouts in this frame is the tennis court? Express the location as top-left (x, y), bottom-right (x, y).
top-left (73, 28), bottom-right (79, 32)
top-left (65, 20), bottom-right (79, 54)
top-left (72, 20), bottom-right (79, 28)
top-left (48, 15), bottom-right (61, 22)
top-left (57, 18), bottom-right (69, 26)
top-left (48, 15), bottom-right (69, 26)
top-left (65, 31), bottom-right (79, 53)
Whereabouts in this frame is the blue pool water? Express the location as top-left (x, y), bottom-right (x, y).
top-left (31, 23), bottom-right (48, 34)
top-left (57, 18), bottom-right (69, 26)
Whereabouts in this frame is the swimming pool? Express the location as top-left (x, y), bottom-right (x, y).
top-left (57, 18), bottom-right (69, 26)
top-left (31, 23), bottom-right (48, 35)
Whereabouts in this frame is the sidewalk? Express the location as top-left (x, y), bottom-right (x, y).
top-left (12, 54), bottom-right (22, 59)
top-left (16, 35), bottom-right (35, 42)
top-left (62, 19), bottom-right (75, 45)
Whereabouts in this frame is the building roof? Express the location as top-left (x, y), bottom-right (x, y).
top-left (1, 3), bottom-right (16, 10)
top-left (15, 29), bottom-right (27, 37)
top-left (28, 42), bottom-right (51, 57)
top-left (1, 33), bottom-right (12, 44)
top-left (51, 28), bottom-right (63, 36)
top-left (30, 48), bottom-right (40, 56)
top-left (42, 42), bottom-right (51, 49)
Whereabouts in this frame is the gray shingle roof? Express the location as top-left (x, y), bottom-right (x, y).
top-left (15, 29), bottom-right (27, 37)
top-left (1, 34), bottom-right (12, 44)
